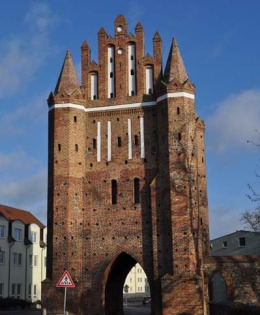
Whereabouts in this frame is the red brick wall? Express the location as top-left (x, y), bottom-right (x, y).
top-left (43, 15), bottom-right (210, 315)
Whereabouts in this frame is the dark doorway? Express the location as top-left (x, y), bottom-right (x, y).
top-left (105, 252), bottom-right (137, 315)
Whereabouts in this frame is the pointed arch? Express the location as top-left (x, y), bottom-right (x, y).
top-left (209, 272), bottom-right (227, 302)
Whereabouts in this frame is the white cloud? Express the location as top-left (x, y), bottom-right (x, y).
top-left (0, 170), bottom-right (47, 220)
top-left (0, 150), bottom-right (41, 173)
top-left (206, 89), bottom-right (260, 153)
top-left (0, 2), bottom-right (57, 98)
top-left (0, 92), bottom-right (47, 139)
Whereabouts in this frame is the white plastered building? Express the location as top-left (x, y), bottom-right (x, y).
top-left (0, 205), bottom-right (47, 303)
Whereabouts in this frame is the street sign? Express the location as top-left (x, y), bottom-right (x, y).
top-left (56, 270), bottom-right (75, 288)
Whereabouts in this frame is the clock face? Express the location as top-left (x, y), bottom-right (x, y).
top-left (117, 48), bottom-right (123, 55)
top-left (117, 25), bottom-right (123, 32)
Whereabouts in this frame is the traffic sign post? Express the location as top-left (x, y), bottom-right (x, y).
top-left (56, 270), bottom-right (75, 315)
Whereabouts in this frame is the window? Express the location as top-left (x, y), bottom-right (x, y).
top-left (111, 180), bottom-right (117, 205)
top-left (239, 237), bottom-right (246, 247)
top-left (34, 255), bottom-right (38, 267)
top-left (18, 253), bottom-right (22, 266)
top-left (130, 55), bottom-right (134, 60)
top-left (11, 284), bottom-right (16, 297)
top-left (28, 284), bottom-right (32, 298)
top-left (93, 138), bottom-right (97, 149)
top-left (13, 253), bottom-right (22, 266)
top-left (58, 144), bottom-right (61, 151)
top-left (0, 283), bottom-right (4, 297)
top-left (117, 137), bottom-right (122, 147)
top-left (14, 228), bottom-right (22, 241)
top-left (29, 255), bottom-right (33, 266)
top-left (222, 241), bottom-right (227, 248)
top-left (178, 133), bottom-right (182, 141)
top-left (177, 107), bottom-right (180, 115)
top-left (110, 72), bottom-right (113, 78)
top-left (134, 178), bottom-right (140, 204)
top-left (130, 69), bottom-right (134, 75)
top-left (74, 116), bottom-right (77, 122)
top-left (31, 231), bottom-right (37, 243)
top-left (75, 144), bottom-right (78, 152)
top-left (0, 225), bottom-right (5, 238)
top-left (17, 284), bottom-right (21, 298)
top-left (0, 251), bottom-right (5, 264)
top-left (134, 135), bottom-right (139, 146)
top-left (33, 285), bottom-right (37, 298)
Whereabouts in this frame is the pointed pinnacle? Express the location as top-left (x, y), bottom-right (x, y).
top-left (164, 38), bottom-right (188, 84)
top-left (54, 50), bottom-right (80, 95)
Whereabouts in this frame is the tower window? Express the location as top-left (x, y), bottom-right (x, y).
top-left (177, 107), bottom-right (180, 115)
top-left (118, 137), bottom-right (122, 147)
top-left (58, 144), bottom-right (61, 151)
top-left (111, 180), bottom-right (117, 204)
top-left (134, 135), bottom-right (139, 146)
top-left (134, 178), bottom-right (140, 204)
top-left (74, 116), bottom-right (77, 122)
top-left (178, 133), bottom-right (182, 141)
top-left (93, 139), bottom-right (97, 149)
top-left (75, 144), bottom-right (78, 152)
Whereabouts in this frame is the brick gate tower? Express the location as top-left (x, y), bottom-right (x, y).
top-left (42, 15), bottom-right (210, 315)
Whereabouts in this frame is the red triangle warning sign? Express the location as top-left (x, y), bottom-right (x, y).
top-left (56, 270), bottom-right (75, 288)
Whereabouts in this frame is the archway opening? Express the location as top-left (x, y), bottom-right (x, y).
top-left (123, 263), bottom-right (151, 314)
top-left (105, 252), bottom-right (137, 315)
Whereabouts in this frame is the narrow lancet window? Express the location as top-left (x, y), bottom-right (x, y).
top-left (91, 72), bottom-right (98, 100)
top-left (134, 178), bottom-right (140, 204)
top-left (145, 66), bottom-right (154, 94)
top-left (108, 46), bottom-right (115, 98)
top-left (111, 180), bottom-right (117, 204)
top-left (128, 43), bottom-right (136, 96)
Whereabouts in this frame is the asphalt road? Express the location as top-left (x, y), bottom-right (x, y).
top-left (0, 303), bottom-right (150, 315)
top-left (0, 311), bottom-right (41, 315)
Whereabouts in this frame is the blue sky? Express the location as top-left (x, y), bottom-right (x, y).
top-left (1, 0), bottom-right (260, 239)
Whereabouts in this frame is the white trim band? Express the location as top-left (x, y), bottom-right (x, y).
top-left (48, 92), bottom-right (195, 113)
top-left (157, 92), bottom-right (194, 102)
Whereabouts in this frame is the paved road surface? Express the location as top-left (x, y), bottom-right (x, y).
top-left (0, 304), bottom-right (150, 315)
top-left (0, 311), bottom-right (41, 315)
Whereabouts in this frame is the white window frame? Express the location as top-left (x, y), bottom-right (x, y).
top-left (14, 228), bottom-right (22, 241)
top-left (0, 225), bottom-right (5, 238)
top-left (0, 251), bottom-right (5, 265)
top-left (31, 231), bottom-right (37, 243)
top-left (34, 255), bottom-right (38, 267)
top-left (17, 283), bottom-right (22, 298)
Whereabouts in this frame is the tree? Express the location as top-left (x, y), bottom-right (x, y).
top-left (240, 136), bottom-right (260, 232)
